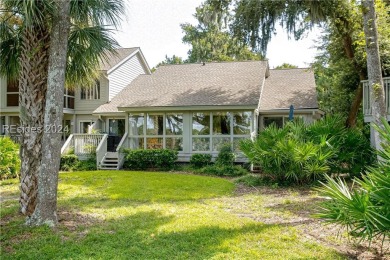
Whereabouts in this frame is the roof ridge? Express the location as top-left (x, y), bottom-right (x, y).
top-left (270, 67), bottom-right (311, 70)
top-left (158, 60), bottom-right (267, 67)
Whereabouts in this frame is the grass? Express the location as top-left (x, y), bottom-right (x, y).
top-left (0, 171), bottom-right (347, 259)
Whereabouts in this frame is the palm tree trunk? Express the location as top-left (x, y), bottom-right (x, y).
top-left (362, 0), bottom-right (387, 152)
top-left (18, 25), bottom-right (50, 216)
top-left (28, 0), bottom-right (71, 226)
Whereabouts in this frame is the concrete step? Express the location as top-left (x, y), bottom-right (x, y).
top-left (104, 158), bottom-right (119, 162)
top-left (105, 152), bottom-right (119, 159)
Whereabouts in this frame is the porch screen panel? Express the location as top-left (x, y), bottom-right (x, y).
top-left (213, 112), bottom-right (231, 135)
top-left (129, 114), bottom-right (145, 149)
top-left (129, 114), bottom-right (144, 136)
top-left (147, 114), bottom-right (163, 135)
top-left (233, 112), bottom-right (251, 135)
top-left (192, 137), bottom-right (210, 151)
top-left (192, 112), bottom-right (210, 135)
top-left (192, 111), bottom-right (252, 153)
top-left (166, 114), bottom-right (183, 135)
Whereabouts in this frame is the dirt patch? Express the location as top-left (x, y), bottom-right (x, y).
top-left (226, 184), bottom-right (390, 260)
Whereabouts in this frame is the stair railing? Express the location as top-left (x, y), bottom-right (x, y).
top-left (96, 134), bottom-right (108, 169)
top-left (116, 132), bottom-right (128, 169)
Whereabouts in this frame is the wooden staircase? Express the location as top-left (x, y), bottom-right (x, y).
top-left (99, 152), bottom-right (120, 170)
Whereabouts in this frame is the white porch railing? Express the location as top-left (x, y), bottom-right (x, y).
top-left (61, 134), bottom-right (105, 157)
top-left (116, 132), bottom-right (128, 169)
top-left (96, 134), bottom-right (108, 168)
top-left (73, 134), bottom-right (105, 156)
top-left (363, 77), bottom-right (390, 116)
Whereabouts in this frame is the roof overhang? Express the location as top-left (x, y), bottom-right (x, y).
top-left (117, 105), bottom-right (258, 113)
top-left (257, 108), bottom-right (323, 115)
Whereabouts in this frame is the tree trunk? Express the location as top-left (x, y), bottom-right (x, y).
top-left (18, 24), bottom-right (50, 216)
top-left (28, 0), bottom-right (71, 226)
top-left (345, 73), bottom-right (366, 128)
top-left (362, 0), bottom-right (387, 152)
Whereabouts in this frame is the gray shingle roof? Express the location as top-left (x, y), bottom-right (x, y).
top-left (99, 47), bottom-right (139, 71)
top-left (94, 61), bottom-right (268, 113)
top-left (258, 68), bottom-right (318, 110)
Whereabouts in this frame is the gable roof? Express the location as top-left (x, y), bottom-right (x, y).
top-left (99, 47), bottom-right (139, 71)
top-left (94, 61), bottom-right (268, 113)
top-left (258, 68), bottom-right (318, 111)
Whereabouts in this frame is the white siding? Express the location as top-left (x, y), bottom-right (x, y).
top-left (108, 53), bottom-right (147, 101)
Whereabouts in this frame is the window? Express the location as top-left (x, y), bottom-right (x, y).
top-left (81, 80), bottom-right (100, 100)
top-left (213, 112), bottom-right (230, 135)
top-left (128, 113), bottom-right (184, 151)
top-left (146, 114), bottom-right (164, 135)
top-left (233, 112), bottom-right (251, 135)
top-left (263, 116), bottom-right (302, 129)
top-left (191, 111), bottom-right (253, 153)
top-left (64, 89), bottom-right (75, 109)
top-left (80, 121), bottom-right (94, 133)
top-left (166, 114), bottom-right (183, 135)
top-left (6, 79), bottom-right (19, 107)
top-left (129, 114), bottom-right (144, 136)
top-left (263, 117), bottom-right (284, 128)
top-left (192, 112), bottom-right (210, 135)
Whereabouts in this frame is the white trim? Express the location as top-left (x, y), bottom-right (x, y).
top-left (118, 105), bottom-right (257, 112)
top-left (257, 108), bottom-right (323, 114)
top-left (257, 76), bottom-right (266, 111)
top-left (107, 48), bottom-right (151, 75)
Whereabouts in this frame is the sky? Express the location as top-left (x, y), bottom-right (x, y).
top-left (114, 0), bottom-right (321, 69)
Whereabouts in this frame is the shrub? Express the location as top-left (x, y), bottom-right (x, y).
top-left (60, 154), bottom-right (79, 171)
top-left (190, 154), bottom-right (212, 169)
top-left (123, 149), bottom-right (178, 170)
top-left (0, 137), bottom-right (20, 179)
top-left (199, 165), bottom-right (248, 177)
top-left (60, 154), bottom-right (97, 171)
top-left (316, 119), bottom-right (390, 245)
top-left (215, 144), bottom-right (235, 166)
top-left (306, 115), bottom-right (374, 177)
top-left (76, 157), bottom-right (97, 171)
top-left (240, 115), bottom-right (374, 184)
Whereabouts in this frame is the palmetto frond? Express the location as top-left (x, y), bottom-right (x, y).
top-left (0, 0), bottom-right (124, 87)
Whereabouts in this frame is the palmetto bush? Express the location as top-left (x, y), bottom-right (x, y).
top-left (317, 119), bottom-right (390, 244)
top-left (240, 115), bottom-right (373, 184)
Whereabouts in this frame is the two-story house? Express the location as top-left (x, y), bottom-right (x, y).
top-left (0, 47), bottom-right (151, 144)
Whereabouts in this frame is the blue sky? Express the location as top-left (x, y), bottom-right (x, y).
top-left (114, 0), bottom-right (320, 68)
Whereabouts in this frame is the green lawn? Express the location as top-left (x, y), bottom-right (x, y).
top-left (1, 171), bottom-right (347, 259)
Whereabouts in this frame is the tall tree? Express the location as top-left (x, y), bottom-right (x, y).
top-left (182, 0), bottom-right (261, 63)
top-left (28, 0), bottom-right (71, 226)
top-left (0, 0), bottom-right (123, 222)
top-left (230, 0), bottom-right (390, 127)
top-left (1, 0), bottom-right (52, 215)
top-left (362, 0), bottom-right (387, 152)
top-left (274, 63), bottom-right (298, 69)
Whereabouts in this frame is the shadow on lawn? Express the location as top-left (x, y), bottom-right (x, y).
top-left (2, 209), bottom-right (281, 259)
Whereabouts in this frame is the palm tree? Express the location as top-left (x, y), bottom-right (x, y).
top-left (1, 0), bottom-right (52, 216)
top-left (0, 0), bottom-right (123, 219)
